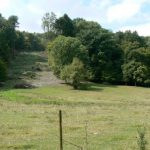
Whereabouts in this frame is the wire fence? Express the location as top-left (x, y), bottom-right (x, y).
top-left (47, 108), bottom-right (139, 150)
top-left (1, 106), bottom-right (141, 150)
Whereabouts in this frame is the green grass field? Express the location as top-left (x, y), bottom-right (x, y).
top-left (1, 83), bottom-right (150, 150)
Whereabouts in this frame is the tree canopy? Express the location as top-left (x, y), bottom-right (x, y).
top-left (48, 35), bottom-right (87, 77)
top-left (45, 12), bottom-right (150, 87)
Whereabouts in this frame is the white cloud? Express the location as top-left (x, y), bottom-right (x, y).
top-left (0, 0), bottom-right (10, 10)
top-left (106, 0), bottom-right (147, 23)
top-left (18, 0), bottom-right (112, 32)
top-left (27, 4), bottom-right (44, 15)
top-left (119, 23), bottom-right (150, 36)
top-left (68, 0), bottom-right (111, 24)
top-left (0, 0), bottom-right (149, 36)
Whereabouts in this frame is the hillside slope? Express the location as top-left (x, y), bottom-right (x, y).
top-left (5, 51), bottom-right (62, 88)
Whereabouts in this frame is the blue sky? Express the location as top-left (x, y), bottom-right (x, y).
top-left (0, 0), bottom-right (150, 36)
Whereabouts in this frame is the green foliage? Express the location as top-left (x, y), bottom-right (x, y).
top-left (46, 14), bottom-right (150, 87)
top-left (113, 30), bottom-right (150, 86)
top-left (24, 32), bottom-right (44, 51)
top-left (48, 35), bottom-right (88, 77)
top-left (15, 31), bottom-right (25, 50)
top-left (0, 14), bottom-right (12, 62)
top-left (137, 127), bottom-right (147, 150)
top-left (55, 14), bottom-right (75, 36)
top-left (122, 62), bottom-right (150, 86)
top-left (145, 36), bottom-right (150, 48)
top-left (74, 19), bottom-right (123, 82)
top-left (42, 12), bottom-right (56, 33)
top-left (41, 13), bottom-right (150, 87)
top-left (7, 15), bottom-right (19, 56)
top-left (115, 31), bottom-right (145, 48)
top-left (15, 31), bottom-right (44, 51)
top-left (61, 58), bottom-right (85, 89)
top-left (133, 65), bottom-right (148, 85)
top-left (122, 46), bottom-right (150, 86)
top-left (41, 12), bottom-right (57, 40)
top-left (0, 59), bottom-right (7, 81)
top-left (122, 61), bottom-right (140, 85)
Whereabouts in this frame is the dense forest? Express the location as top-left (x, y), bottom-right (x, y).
top-left (0, 12), bottom-right (150, 88)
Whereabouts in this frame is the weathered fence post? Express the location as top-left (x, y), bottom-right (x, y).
top-left (59, 110), bottom-right (63, 150)
top-left (85, 120), bottom-right (88, 150)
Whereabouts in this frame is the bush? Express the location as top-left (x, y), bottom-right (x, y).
top-left (60, 58), bottom-right (85, 89)
top-left (0, 59), bottom-right (7, 82)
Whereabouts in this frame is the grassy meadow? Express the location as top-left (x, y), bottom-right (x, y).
top-left (1, 83), bottom-right (150, 150)
top-left (1, 51), bottom-right (150, 150)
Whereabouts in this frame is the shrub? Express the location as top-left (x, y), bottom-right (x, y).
top-left (61, 58), bottom-right (85, 89)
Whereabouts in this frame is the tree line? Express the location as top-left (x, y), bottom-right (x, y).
top-left (43, 12), bottom-right (150, 88)
top-left (0, 14), bottom-right (44, 82)
top-left (0, 12), bottom-right (149, 88)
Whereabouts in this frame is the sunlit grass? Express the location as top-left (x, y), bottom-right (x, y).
top-left (0, 84), bottom-right (150, 149)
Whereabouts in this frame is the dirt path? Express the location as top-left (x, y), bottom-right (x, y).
top-left (6, 51), bottom-right (63, 88)
top-left (31, 71), bottom-right (62, 87)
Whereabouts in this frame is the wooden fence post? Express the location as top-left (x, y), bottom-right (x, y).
top-left (59, 110), bottom-right (63, 150)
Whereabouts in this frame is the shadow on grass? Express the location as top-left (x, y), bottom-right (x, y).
top-left (63, 82), bottom-right (118, 92)
top-left (6, 144), bottom-right (35, 150)
top-left (80, 82), bottom-right (118, 91)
